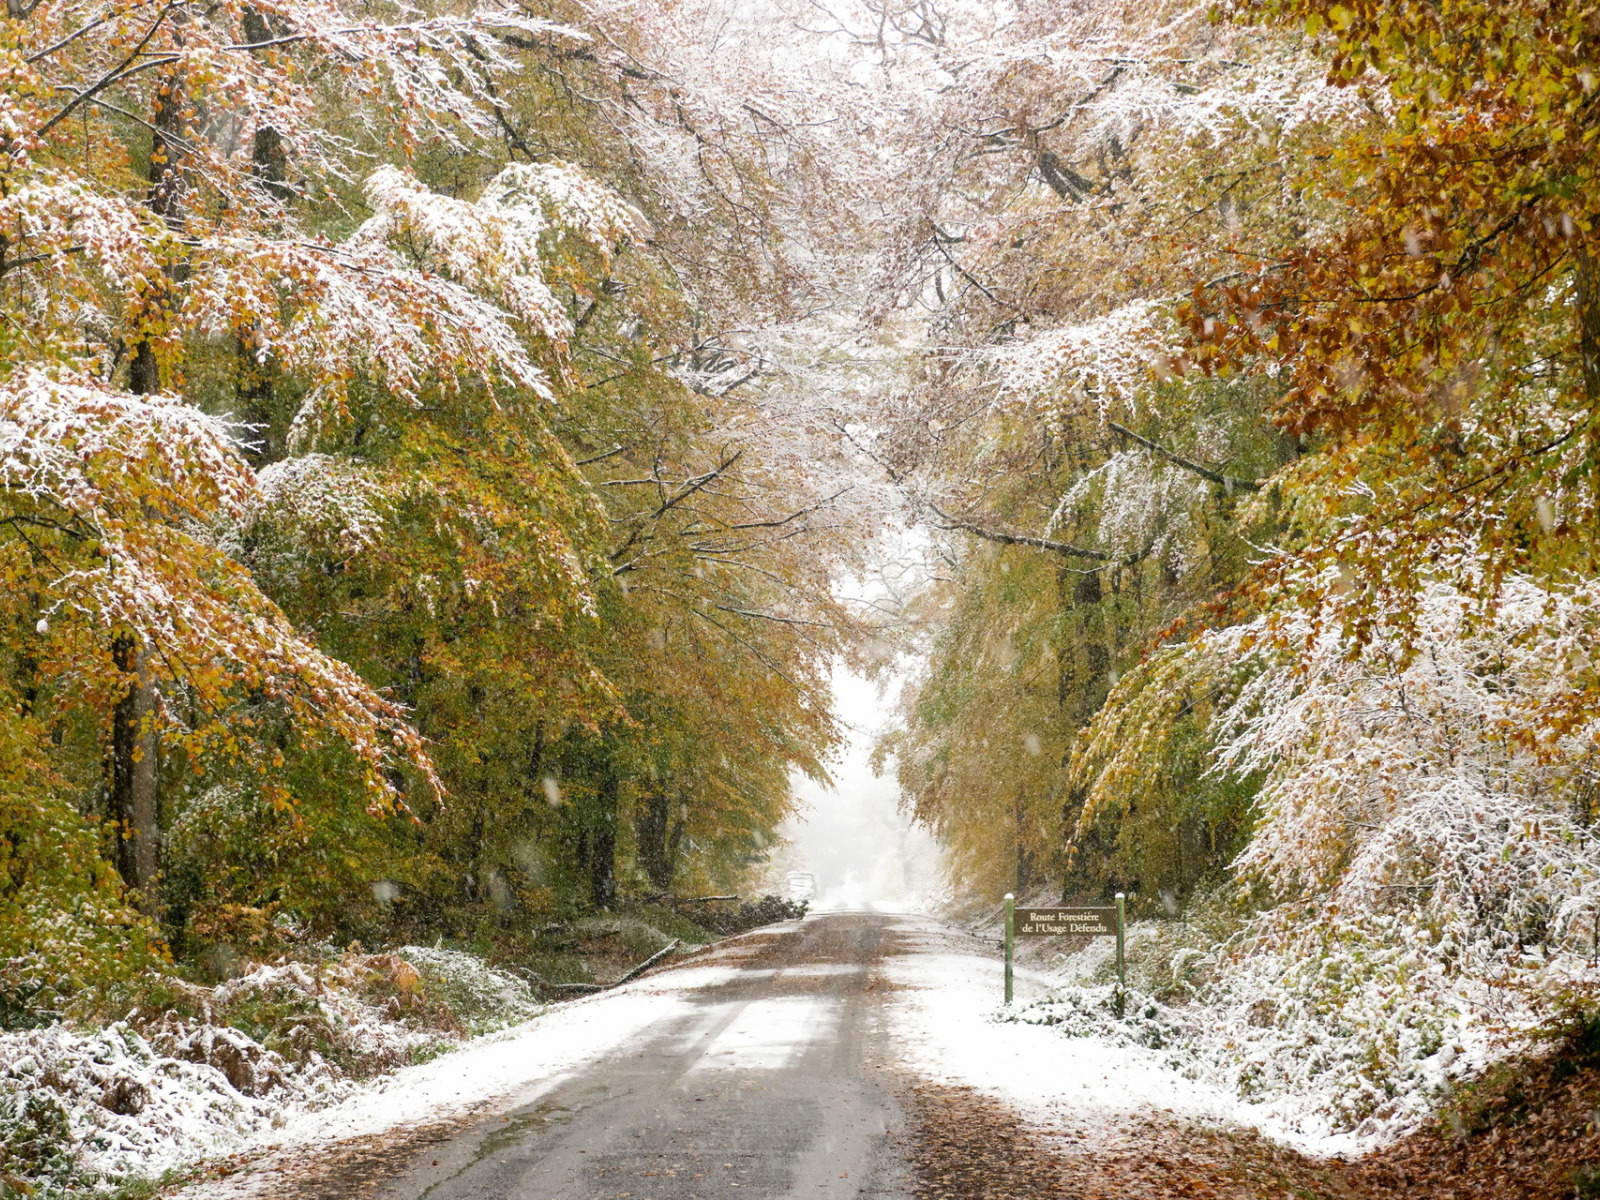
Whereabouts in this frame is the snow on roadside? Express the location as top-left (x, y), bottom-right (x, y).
top-left (0, 1022), bottom-right (308, 1188)
top-left (186, 995), bottom-right (690, 1196)
top-left (880, 917), bottom-right (1252, 1150)
top-left (1004, 912), bottom-right (1515, 1153)
top-left (1, 948), bottom-right (487, 1194)
top-left (879, 915), bottom-right (1391, 1159)
top-left (0, 946), bottom-right (730, 1197)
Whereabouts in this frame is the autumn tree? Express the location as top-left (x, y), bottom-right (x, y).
top-left (1, 0), bottom-right (879, 1000)
top-left (833, 0), bottom-right (1338, 900)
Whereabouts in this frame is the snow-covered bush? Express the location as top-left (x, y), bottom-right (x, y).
top-left (1059, 573), bottom-right (1600, 1143)
top-left (0, 1086), bottom-right (75, 1194)
top-left (129, 949), bottom-right (541, 1076)
top-left (1042, 897), bottom-right (1243, 1002)
top-left (1001, 985), bottom-right (1186, 1054)
top-left (1194, 576), bottom-right (1600, 1133)
top-left (397, 946), bottom-right (542, 1035)
top-left (1020, 928), bottom-right (1492, 1144)
top-left (0, 948), bottom-right (542, 1195)
top-left (0, 1022), bottom-right (289, 1192)
top-left (1190, 915), bottom-right (1494, 1138)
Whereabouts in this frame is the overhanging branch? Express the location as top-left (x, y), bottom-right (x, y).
top-left (1107, 422), bottom-right (1263, 492)
top-left (928, 504), bottom-right (1143, 566)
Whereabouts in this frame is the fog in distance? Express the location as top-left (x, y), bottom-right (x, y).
top-left (765, 666), bottom-right (946, 911)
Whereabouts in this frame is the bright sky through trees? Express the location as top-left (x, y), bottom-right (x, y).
top-left (777, 665), bottom-right (946, 909)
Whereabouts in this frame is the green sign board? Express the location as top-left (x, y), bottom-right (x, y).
top-left (1016, 906), bottom-right (1118, 937)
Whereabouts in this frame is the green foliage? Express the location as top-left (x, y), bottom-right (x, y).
top-left (0, 696), bottom-right (160, 1023)
top-left (0, 0), bottom-right (853, 1028)
top-left (0, 1091), bottom-right (75, 1195)
top-left (1438, 1058), bottom-right (1539, 1140)
top-left (889, 383), bottom-right (1283, 904)
top-left (1045, 889), bottom-right (1250, 1003)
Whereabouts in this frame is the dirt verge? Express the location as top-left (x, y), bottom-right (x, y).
top-left (901, 1052), bottom-right (1600, 1200)
top-left (902, 1081), bottom-right (1347, 1200)
top-left (1342, 1047), bottom-right (1600, 1200)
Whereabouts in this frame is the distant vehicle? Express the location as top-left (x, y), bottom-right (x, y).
top-left (783, 871), bottom-right (817, 902)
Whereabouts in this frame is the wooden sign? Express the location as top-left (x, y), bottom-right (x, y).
top-left (1003, 892), bottom-right (1126, 1003)
top-left (1015, 906), bottom-right (1119, 937)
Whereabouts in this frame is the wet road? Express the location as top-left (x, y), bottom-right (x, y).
top-left (375, 914), bottom-right (913, 1200)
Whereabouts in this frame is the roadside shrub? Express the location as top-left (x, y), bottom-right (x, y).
top-left (398, 946), bottom-right (541, 1035)
top-left (0, 943), bottom-right (543, 1197)
top-left (0, 1088), bottom-right (75, 1194)
top-left (695, 896), bottom-right (808, 936)
top-left (1001, 985), bottom-right (1185, 1054)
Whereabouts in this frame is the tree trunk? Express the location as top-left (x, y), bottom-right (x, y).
top-left (235, 336), bottom-right (279, 467)
top-left (232, 8), bottom-right (292, 466)
top-left (110, 634), bottom-right (160, 901)
top-left (1574, 244), bottom-right (1600, 407)
top-left (129, 63), bottom-right (186, 394)
top-left (465, 805), bottom-right (486, 903)
top-left (241, 9), bottom-right (293, 204)
top-left (1057, 565), bottom-right (1110, 895)
top-left (590, 769), bottom-right (618, 910)
top-left (107, 79), bottom-right (187, 905)
top-left (573, 828), bottom-right (589, 874)
top-left (635, 790), bottom-right (673, 892)
top-left (667, 806), bottom-right (686, 880)
top-left (1073, 568), bottom-right (1109, 725)
top-left (1014, 792), bottom-right (1033, 893)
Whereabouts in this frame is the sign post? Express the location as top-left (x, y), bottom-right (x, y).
top-left (1003, 893), bottom-right (1014, 1004)
top-left (1115, 892), bottom-right (1126, 989)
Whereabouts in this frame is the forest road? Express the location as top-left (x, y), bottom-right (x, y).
top-left (373, 913), bottom-right (915, 1200)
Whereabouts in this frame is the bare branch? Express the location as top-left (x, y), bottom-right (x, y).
top-left (575, 444), bottom-right (628, 467)
top-left (1107, 421), bottom-right (1263, 492)
top-left (728, 487), bottom-right (851, 530)
top-left (928, 503), bottom-right (1145, 566)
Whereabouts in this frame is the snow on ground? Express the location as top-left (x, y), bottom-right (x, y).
top-left (880, 917), bottom-right (1246, 1147)
top-left (247, 986), bottom-right (685, 1147)
top-left (0, 946), bottom-right (558, 1194)
top-left (878, 914), bottom-right (1376, 1159)
top-left (920, 897), bottom-right (1519, 1155)
top-left (690, 997), bottom-right (843, 1072)
top-left (12, 909), bottom-right (1434, 1198)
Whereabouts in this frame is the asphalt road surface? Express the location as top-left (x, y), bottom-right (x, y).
top-left (374, 914), bottom-right (914, 1200)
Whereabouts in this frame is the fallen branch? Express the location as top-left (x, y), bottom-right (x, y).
top-left (613, 938), bottom-right (682, 987)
